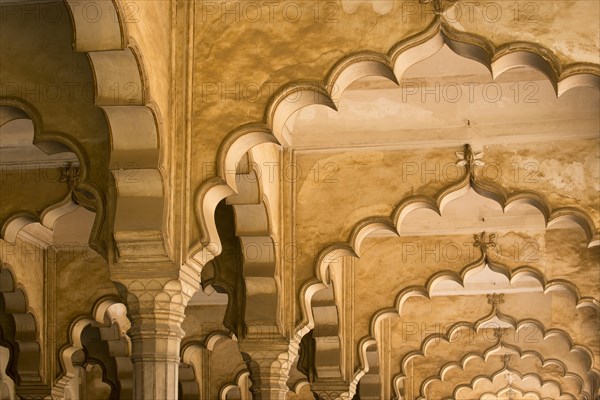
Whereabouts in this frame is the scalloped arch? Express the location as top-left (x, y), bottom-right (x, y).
top-left (219, 370), bottom-right (251, 400)
top-left (0, 266), bottom-right (43, 387)
top-left (342, 257), bottom-right (599, 398)
top-left (392, 320), bottom-right (599, 400)
top-left (421, 350), bottom-right (588, 400)
top-left (454, 368), bottom-right (577, 400)
top-left (180, 332), bottom-right (247, 400)
top-left (190, 19), bottom-right (600, 273)
top-left (370, 259), bottom-right (599, 338)
top-left (228, 155), bottom-right (281, 338)
top-left (0, 101), bottom-right (105, 255)
top-left (297, 184), bottom-right (599, 392)
top-left (64, 0), bottom-right (168, 263)
top-left (356, 270), bottom-right (598, 393)
top-left (187, 19), bottom-right (600, 397)
top-left (396, 321), bottom-right (598, 376)
top-left (479, 385), bottom-right (558, 400)
top-left (55, 296), bottom-right (132, 398)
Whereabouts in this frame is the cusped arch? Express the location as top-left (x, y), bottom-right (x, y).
top-left (371, 259), bottom-right (599, 338)
top-left (0, 267), bottom-right (42, 386)
top-left (348, 258), bottom-right (599, 398)
top-left (190, 19), bottom-right (600, 272)
top-left (56, 296), bottom-right (132, 399)
top-left (219, 370), bottom-right (251, 400)
top-left (186, 19), bottom-right (600, 397)
top-left (422, 350), bottom-right (587, 400)
top-left (64, 0), bottom-right (168, 263)
top-left (297, 187), bottom-right (598, 396)
top-left (0, 102), bottom-right (105, 255)
top-left (299, 173), bottom-right (599, 354)
top-left (194, 150), bottom-right (282, 339)
top-left (453, 368), bottom-right (577, 400)
top-left (392, 320), bottom-right (598, 400)
top-left (180, 332), bottom-right (248, 400)
top-left (227, 153), bottom-right (281, 338)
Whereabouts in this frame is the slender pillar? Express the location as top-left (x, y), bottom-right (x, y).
top-left (112, 265), bottom-right (199, 400)
top-left (128, 303), bottom-right (185, 399)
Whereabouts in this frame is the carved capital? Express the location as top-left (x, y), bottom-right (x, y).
top-left (311, 382), bottom-right (351, 400)
top-left (15, 385), bottom-right (53, 400)
top-left (111, 263), bottom-right (201, 349)
top-left (239, 340), bottom-right (299, 400)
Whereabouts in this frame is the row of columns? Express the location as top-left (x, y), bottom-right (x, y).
top-left (110, 264), bottom-right (298, 400)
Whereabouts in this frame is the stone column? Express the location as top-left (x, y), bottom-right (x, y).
top-left (240, 340), bottom-right (298, 400)
top-left (112, 264), bottom-right (199, 400)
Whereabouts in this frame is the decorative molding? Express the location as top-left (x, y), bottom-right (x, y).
top-left (394, 319), bottom-right (596, 400)
top-left (190, 16), bottom-right (600, 284)
top-left (421, 350), bottom-right (585, 400)
top-left (0, 102), bottom-right (105, 256)
top-left (349, 256), bottom-right (599, 398)
top-left (0, 266), bottom-right (44, 388)
top-left (64, 0), bottom-right (170, 264)
top-left (55, 296), bottom-right (132, 399)
top-left (186, 19), bottom-right (600, 397)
